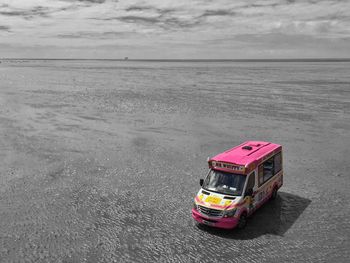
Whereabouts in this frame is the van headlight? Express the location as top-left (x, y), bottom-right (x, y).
top-left (193, 202), bottom-right (198, 210)
top-left (223, 208), bottom-right (236, 217)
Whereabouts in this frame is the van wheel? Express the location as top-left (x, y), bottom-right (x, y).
top-left (271, 187), bottom-right (278, 200)
top-left (237, 213), bottom-right (247, 229)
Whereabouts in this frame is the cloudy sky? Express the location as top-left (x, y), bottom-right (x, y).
top-left (0, 0), bottom-right (349, 59)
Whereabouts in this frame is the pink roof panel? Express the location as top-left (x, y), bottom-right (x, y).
top-left (209, 141), bottom-right (282, 167)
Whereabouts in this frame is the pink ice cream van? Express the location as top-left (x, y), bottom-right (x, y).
top-left (192, 141), bottom-right (283, 229)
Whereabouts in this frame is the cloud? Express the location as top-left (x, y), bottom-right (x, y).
top-left (95, 4), bottom-right (200, 30)
top-left (102, 14), bottom-right (201, 30)
top-left (57, 31), bottom-right (133, 39)
top-left (0, 6), bottom-right (51, 19)
top-left (233, 33), bottom-right (325, 46)
top-left (0, 0), bottom-right (350, 58)
top-left (124, 5), bottom-right (177, 16)
top-left (200, 10), bottom-right (236, 17)
top-left (0, 3), bottom-right (79, 20)
top-left (59, 0), bottom-right (107, 4)
top-left (125, 6), bottom-right (154, 12)
top-left (78, 0), bottom-right (106, 3)
top-left (0, 25), bottom-right (10, 31)
top-left (106, 15), bottom-right (159, 24)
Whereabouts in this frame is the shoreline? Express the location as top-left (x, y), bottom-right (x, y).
top-left (1, 58), bottom-right (350, 62)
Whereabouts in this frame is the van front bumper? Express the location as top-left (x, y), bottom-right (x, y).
top-left (192, 208), bottom-right (239, 229)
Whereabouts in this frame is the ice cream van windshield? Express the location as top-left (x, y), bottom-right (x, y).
top-left (202, 169), bottom-right (246, 196)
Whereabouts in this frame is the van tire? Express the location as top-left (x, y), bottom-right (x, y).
top-left (237, 213), bottom-right (247, 229)
top-left (271, 187), bottom-right (278, 200)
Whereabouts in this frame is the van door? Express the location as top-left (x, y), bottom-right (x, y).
top-left (255, 154), bottom-right (280, 206)
top-left (244, 171), bottom-right (256, 215)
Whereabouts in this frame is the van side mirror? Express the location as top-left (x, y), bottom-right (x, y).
top-left (199, 179), bottom-right (204, 186)
top-left (245, 188), bottom-right (253, 197)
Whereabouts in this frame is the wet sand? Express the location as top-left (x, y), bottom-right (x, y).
top-left (0, 60), bottom-right (349, 262)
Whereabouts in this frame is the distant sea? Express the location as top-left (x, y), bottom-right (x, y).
top-left (2, 58), bottom-right (350, 62)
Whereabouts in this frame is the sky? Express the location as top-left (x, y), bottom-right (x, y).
top-left (0, 0), bottom-right (349, 59)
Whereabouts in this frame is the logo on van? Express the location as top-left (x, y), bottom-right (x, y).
top-left (211, 161), bottom-right (245, 172)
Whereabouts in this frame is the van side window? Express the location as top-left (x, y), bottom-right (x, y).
top-left (246, 172), bottom-right (255, 191)
top-left (274, 152), bottom-right (282, 174)
top-left (263, 158), bottom-right (274, 182)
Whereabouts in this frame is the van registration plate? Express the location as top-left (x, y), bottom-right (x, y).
top-left (202, 220), bottom-right (214, 226)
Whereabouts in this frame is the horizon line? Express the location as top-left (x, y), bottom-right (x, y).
top-left (1, 58), bottom-right (350, 62)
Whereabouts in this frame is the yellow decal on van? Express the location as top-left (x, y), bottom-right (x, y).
top-left (224, 200), bottom-right (232, 206)
top-left (205, 196), bottom-right (221, 204)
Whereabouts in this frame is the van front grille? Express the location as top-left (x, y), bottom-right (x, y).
top-left (198, 205), bottom-right (223, 217)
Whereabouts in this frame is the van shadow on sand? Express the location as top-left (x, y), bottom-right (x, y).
top-left (197, 192), bottom-right (311, 240)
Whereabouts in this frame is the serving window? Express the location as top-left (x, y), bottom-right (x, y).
top-left (258, 152), bottom-right (282, 187)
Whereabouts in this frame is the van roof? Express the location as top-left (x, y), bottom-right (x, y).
top-left (209, 141), bottom-right (282, 171)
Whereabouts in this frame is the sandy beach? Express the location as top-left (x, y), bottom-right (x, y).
top-left (0, 60), bottom-right (349, 262)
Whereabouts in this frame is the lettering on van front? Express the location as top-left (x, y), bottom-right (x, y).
top-left (211, 161), bottom-right (245, 172)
